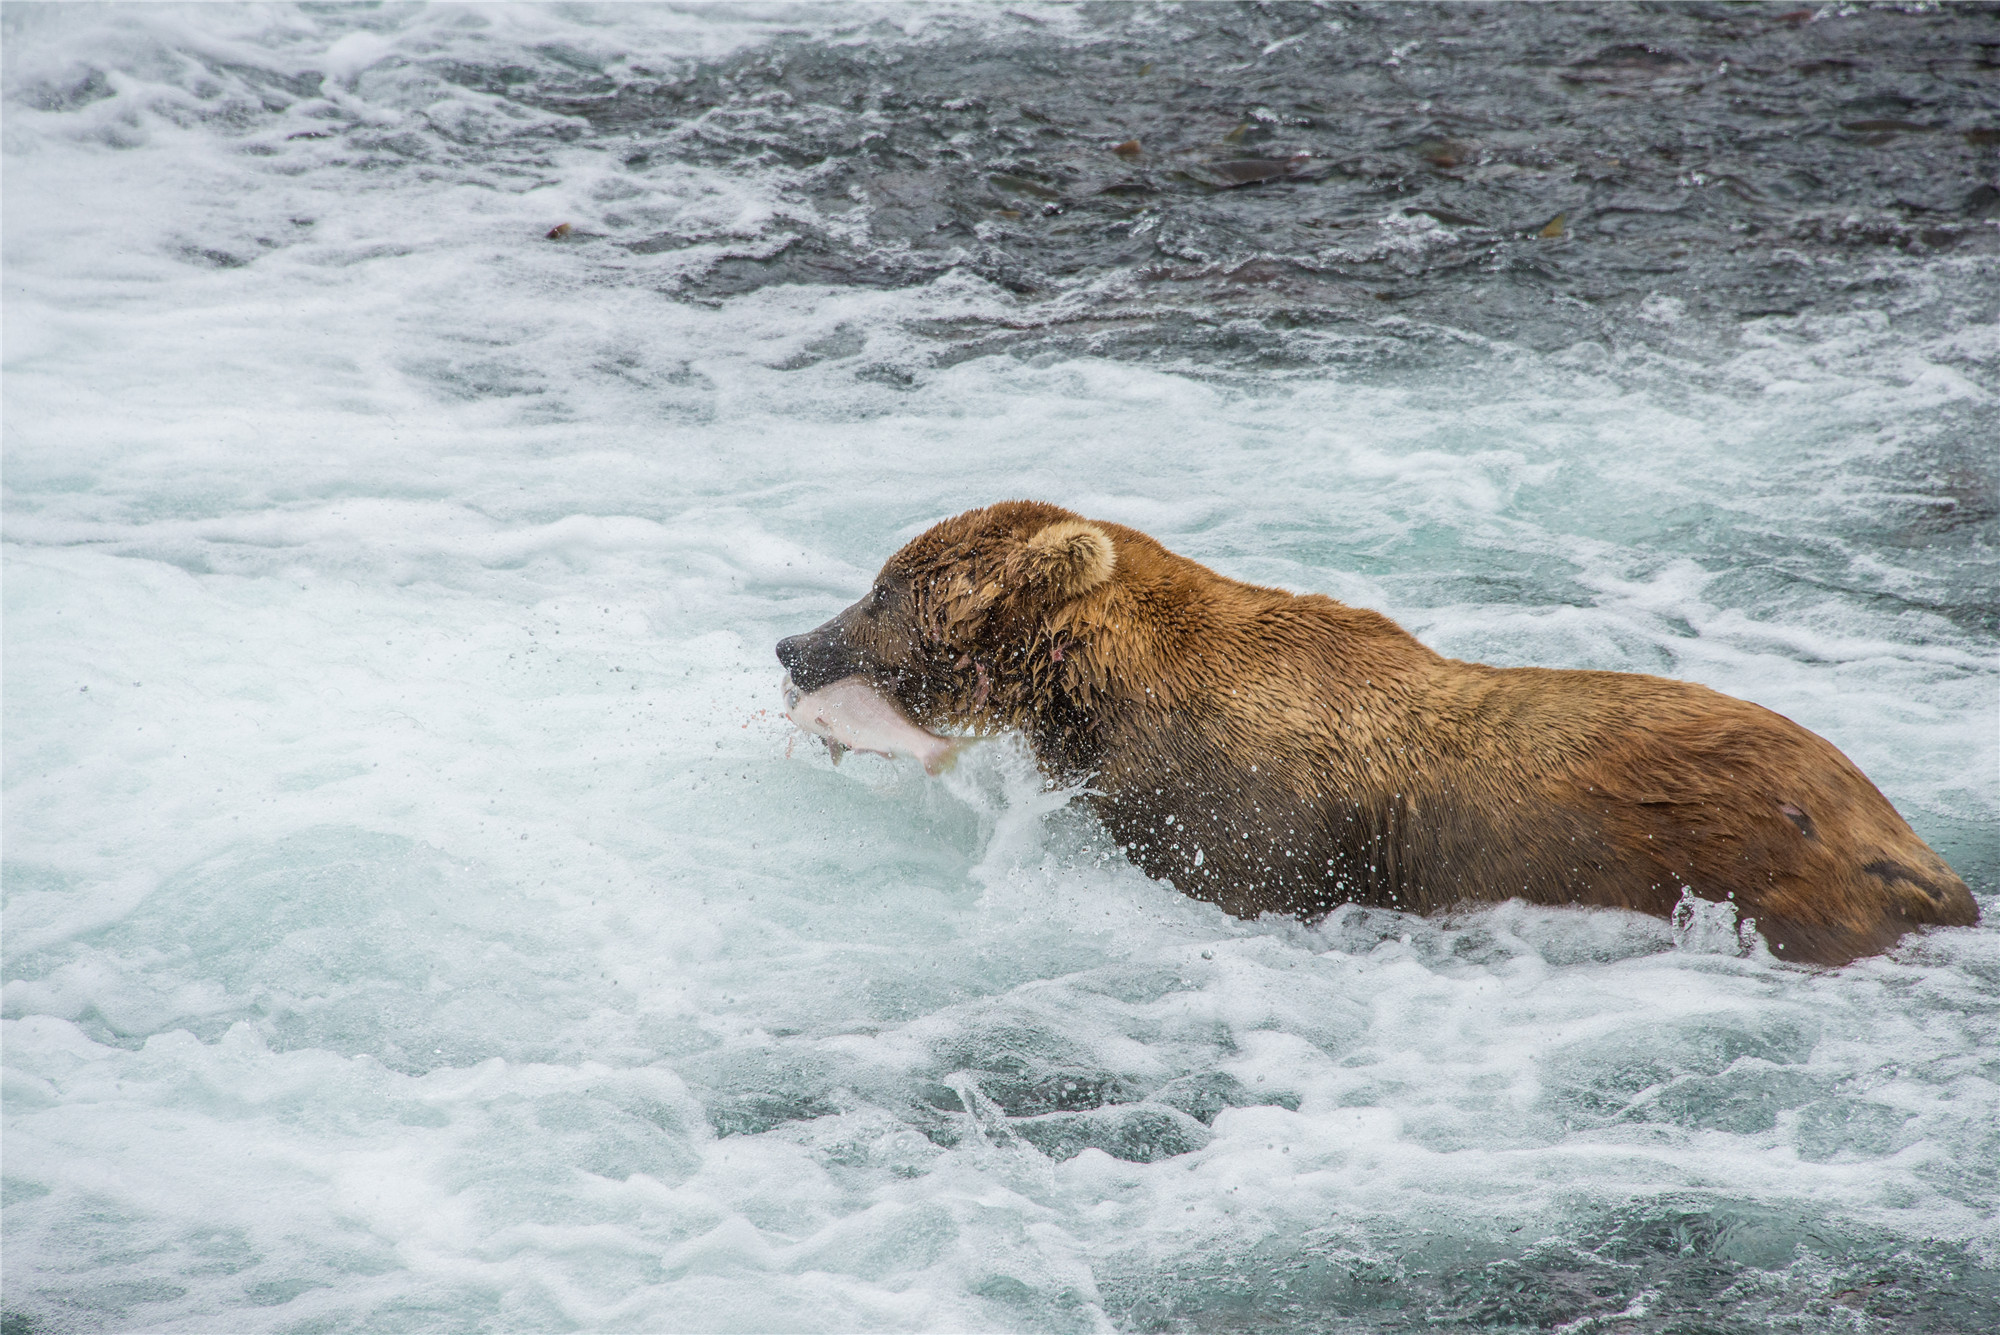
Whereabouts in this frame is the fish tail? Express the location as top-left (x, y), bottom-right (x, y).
top-left (922, 738), bottom-right (974, 777)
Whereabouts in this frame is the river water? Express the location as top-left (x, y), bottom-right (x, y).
top-left (4, 4), bottom-right (1997, 1332)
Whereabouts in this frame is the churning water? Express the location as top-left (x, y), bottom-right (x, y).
top-left (4, 4), bottom-right (1997, 1332)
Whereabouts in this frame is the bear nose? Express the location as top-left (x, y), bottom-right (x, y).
top-left (775, 632), bottom-right (852, 692)
top-left (775, 634), bottom-right (810, 675)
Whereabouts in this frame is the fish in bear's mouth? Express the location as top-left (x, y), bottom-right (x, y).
top-left (780, 673), bottom-right (966, 775)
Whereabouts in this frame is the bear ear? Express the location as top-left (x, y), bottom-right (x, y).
top-left (1017, 520), bottom-right (1116, 600)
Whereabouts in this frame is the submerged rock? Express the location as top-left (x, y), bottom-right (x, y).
top-left (1011, 1103), bottom-right (1212, 1163)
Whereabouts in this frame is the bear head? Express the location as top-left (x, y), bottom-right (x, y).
top-left (775, 501), bottom-right (1121, 743)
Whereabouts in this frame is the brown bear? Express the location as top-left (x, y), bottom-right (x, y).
top-left (775, 500), bottom-right (1978, 965)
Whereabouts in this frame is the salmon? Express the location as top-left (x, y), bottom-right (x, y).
top-left (781, 674), bottom-right (966, 775)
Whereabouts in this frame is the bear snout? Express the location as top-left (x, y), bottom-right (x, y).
top-left (776, 629), bottom-right (858, 693)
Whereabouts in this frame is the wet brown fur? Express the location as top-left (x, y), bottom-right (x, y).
top-left (776, 501), bottom-right (1978, 965)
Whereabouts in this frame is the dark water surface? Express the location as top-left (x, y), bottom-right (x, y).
top-left (522, 2), bottom-right (2000, 347)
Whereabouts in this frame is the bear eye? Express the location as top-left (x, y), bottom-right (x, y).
top-left (867, 583), bottom-right (891, 612)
